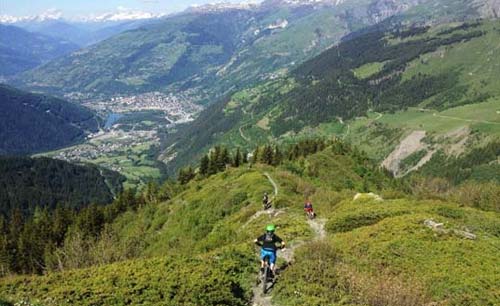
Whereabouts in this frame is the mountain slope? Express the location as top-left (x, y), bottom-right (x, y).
top-left (0, 85), bottom-right (100, 155)
top-left (13, 19), bottom-right (154, 47)
top-left (161, 18), bottom-right (500, 173)
top-left (0, 143), bottom-right (498, 305)
top-left (0, 24), bottom-right (79, 77)
top-left (0, 156), bottom-right (124, 217)
top-left (14, 0), bottom-right (439, 101)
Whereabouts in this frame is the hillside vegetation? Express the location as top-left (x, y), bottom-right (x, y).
top-left (0, 156), bottom-right (124, 217)
top-left (162, 19), bottom-right (500, 174)
top-left (0, 85), bottom-right (100, 155)
top-left (1, 140), bottom-right (498, 305)
top-left (0, 24), bottom-right (79, 77)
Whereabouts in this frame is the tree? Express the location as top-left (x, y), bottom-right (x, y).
top-left (262, 145), bottom-right (274, 165)
top-left (52, 205), bottom-right (73, 247)
top-left (143, 181), bottom-right (160, 204)
top-left (242, 150), bottom-right (248, 164)
top-left (178, 167), bottom-right (195, 185)
top-left (199, 155), bottom-right (210, 176)
top-left (252, 146), bottom-right (261, 164)
top-left (273, 146), bottom-right (283, 166)
top-left (208, 147), bottom-right (220, 175)
top-left (233, 147), bottom-right (242, 167)
top-left (218, 147), bottom-right (230, 171)
top-left (0, 216), bottom-right (11, 276)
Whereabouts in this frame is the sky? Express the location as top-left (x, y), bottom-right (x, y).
top-left (0, 0), bottom-right (257, 18)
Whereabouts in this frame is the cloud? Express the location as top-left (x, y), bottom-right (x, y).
top-left (137, 0), bottom-right (160, 4)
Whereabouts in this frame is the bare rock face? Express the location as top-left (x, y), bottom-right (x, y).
top-left (382, 130), bottom-right (427, 177)
top-left (368, 0), bottom-right (424, 23)
top-left (475, 0), bottom-right (500, 18)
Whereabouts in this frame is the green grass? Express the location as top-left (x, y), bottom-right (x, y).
top-left (352, 61), bottom-right (387, 79)
top-left (402, 21), bottom-right (500, 108)
top-left (274, 198), bottom-right (500, 306)
top-left (376, 99), bottom-right (500, 135)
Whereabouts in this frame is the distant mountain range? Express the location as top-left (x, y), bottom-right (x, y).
top-left (1, 8), bottom-right (163, 47)
top-left (0, 8), bottom-right (164, 24)
top-left (13, 0), bottom-right (447, 102)
top-left (0, 84), bottom-right (100, 155)
top-left (0, 24), bottom-right (79, 77)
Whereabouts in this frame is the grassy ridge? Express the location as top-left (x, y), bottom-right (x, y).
top-left (1, 146), bottom-right (498, 305)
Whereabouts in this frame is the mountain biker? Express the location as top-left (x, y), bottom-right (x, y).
top-left (304, 200), bottom-right (314, 217)
top-left (263, 192), bottom-right (269, 205)
top-left (262, 192), bottom-right (269, 208)
top-left (254, 224), bottom-right (285, 276)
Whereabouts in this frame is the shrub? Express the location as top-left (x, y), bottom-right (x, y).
top-left (450, 181), bottom-right (500, 212)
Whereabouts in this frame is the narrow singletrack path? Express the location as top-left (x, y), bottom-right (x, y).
top-left (264, 172), bottom-right (279, 196)
top-left (239, 124), bottom-right (251, 142)
top-left (307, 218), bottom-right (327, 240)
top-left (250, 173), bottom-right (328, 306)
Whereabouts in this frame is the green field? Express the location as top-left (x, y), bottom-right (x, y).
top-left (352, 61), bottom-right (387, 79)
top-left (377, 99), bottom-right (500, 135)
top-left (40, 135), bottom-right (162, 189)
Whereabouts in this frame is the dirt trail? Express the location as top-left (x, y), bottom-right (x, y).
top-left (239, 124), bottom-right (251, 142)
top-left (250, 173), bottom-right (327, 306)
top-left (264, 172), bottom-right (279, 196)
top-left (308, 218), bottom-right (327, 240)
top-left (244, 208), bottom-right (285, 228)
top-left (432, 113), bottom-right (500, 125)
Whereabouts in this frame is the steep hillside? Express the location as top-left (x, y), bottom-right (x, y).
top-left (0, 142), bottom-right (498, 305)
top-left (0, 156), bottom-right (125, 217)
top-left (0, 24), bottom-right (79, 77)
top-left (0, 85), bottom-right (100, 155)
top-left (13, 0), bottom-right (437, 101)
top-left (161, 19), bottom-right (500, 174)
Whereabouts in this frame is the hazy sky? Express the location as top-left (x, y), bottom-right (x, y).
top-left (0, 0), bottom-right (259, 17)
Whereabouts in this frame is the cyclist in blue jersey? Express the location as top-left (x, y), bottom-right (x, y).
top-left (254, 224), bottom-right (285, 275)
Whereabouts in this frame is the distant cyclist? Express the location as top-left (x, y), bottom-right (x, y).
top-left (262, 192), bottom-right (270, 209)
top-left (304, 200), bottom-right (315, 219)
top-left (254, 224), bottom-right (285, 276)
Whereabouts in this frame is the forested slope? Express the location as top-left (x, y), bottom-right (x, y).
top-left (0, 85), bottom-right (100, 155)
top-left (0, 24), bottom-right (78, 77)
top-left (0, 156), bottom-right (125, 217)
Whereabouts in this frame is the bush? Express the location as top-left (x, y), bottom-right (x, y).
top-left (450, 181), bottom-right (500, 212)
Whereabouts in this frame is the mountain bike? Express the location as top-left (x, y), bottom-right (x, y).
top-left (305, 209), bottom-right (315, 220)
top-left (261, 255), bottom-right (273, 294)
top-left (263, 199), bottom-right (273, 210)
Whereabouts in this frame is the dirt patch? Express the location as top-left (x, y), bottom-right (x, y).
top-left (444, 126), bottom-right (470, 156)
top-left (382, 130), bottom-right (427, 176)
top-left (257, 116), bottom-right (271, 130)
